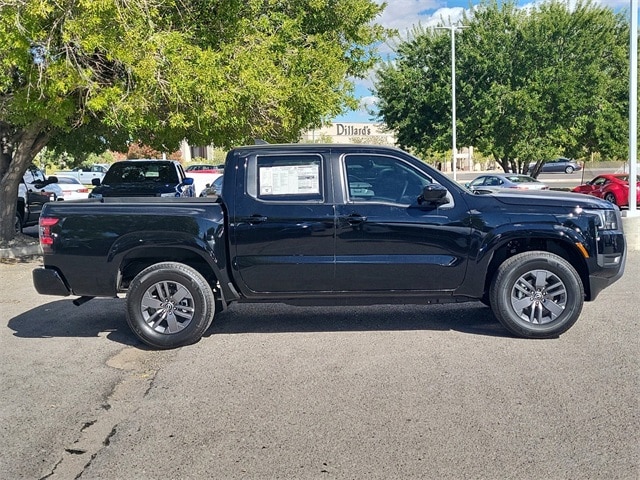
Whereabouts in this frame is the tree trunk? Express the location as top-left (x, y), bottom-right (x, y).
top-left (0, 122), bottom-right (51, 242)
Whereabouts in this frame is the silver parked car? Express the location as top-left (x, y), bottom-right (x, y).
top-left (528, 157), bottom-right (582, 174)
top-left (465, 173), bottom-right (549, 194)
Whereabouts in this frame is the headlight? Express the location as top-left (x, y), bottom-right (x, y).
top-left (584, 209), bottom-right (619, 230)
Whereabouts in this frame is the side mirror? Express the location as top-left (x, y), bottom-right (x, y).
top-left (47, 175), bottom-right (58, 184)
top-left (92, 178), bottom-right (101, 186)
top-left (182, 177), bottom-right (194, 185)
top-left (419, 184), bottom-right (449, 206)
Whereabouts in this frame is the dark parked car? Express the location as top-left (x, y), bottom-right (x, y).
top-left (465, 173), bottom-right (548, 194)
top-left (90, 160), bottom-right (195, 198)
top-left (529, 157), bottom-right (582, 174)
top-left (16, 178), bottom-right (56, 232)
top-left (571, 174), bottom-right (640, 207)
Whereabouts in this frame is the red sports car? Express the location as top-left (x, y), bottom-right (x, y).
top-left (572, 173), bottom-right (640, 207)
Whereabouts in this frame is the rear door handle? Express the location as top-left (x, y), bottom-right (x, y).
top-left (244, 215), bottom-right (268, 224)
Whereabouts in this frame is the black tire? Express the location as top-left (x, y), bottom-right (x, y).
top-left (126, 262), bottom-right (215, 349)
top-left (565, 166), bottom-right (574, 174)
top-left (604, 192), bottom-right (617, 206)
top-left (489, 251), bottom-right (584, 338)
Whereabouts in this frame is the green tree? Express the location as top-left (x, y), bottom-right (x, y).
top-left (375, 0), bottom-right (629, 175)
top-left (0, 0), bottom-right (389, 241)
top-left (375, 26), bottom-right (452, 157)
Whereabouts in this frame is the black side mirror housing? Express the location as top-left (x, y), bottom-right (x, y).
top-left (419, 184), bottom-right (449, 206)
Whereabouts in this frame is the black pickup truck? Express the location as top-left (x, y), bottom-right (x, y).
top-left (33, 144), bottom-right (626, 349)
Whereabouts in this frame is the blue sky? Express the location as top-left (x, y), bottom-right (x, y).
top-left (333, 0), bottom-right (631, 123)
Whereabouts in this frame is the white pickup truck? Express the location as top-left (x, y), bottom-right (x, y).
top-left (55, 164), bottom-right (109, 184)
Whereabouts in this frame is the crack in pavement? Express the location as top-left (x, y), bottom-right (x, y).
top-left (41, 347), bottom-right (171, 479)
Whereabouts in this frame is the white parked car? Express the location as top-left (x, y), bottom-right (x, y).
top-left (54, 175), bottom-right (91, 200)
top-left (23, 165), bottom-right (64, 200)
top-left (465, 173), bottom-right (549, 194)
top-left (188, 171), bottom-right (223, 197)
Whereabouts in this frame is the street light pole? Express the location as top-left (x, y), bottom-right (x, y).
top-left (629, 0), bottom-right (638, 215)
top-left (437, 25), bottom-right (466, 183)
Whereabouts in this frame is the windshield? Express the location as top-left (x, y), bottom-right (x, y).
top-left (103, 162), bottom-right (179, 184)
top-left (617, 175), bottom-right (640, 182)
top-left (24, 166), bottom-right (46, 184)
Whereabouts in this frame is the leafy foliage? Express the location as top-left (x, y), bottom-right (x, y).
top-left (0, 0), bottom-right (389, 240)
top-left (375, 0), bottom-right (629, 174)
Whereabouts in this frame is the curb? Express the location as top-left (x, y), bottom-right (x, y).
top-left (622, 215), bottom-right (640, 251)
top-left (0, 243), bottom-right (42, 259)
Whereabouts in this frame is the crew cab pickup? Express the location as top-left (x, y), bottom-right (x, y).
top-left (89, 159), bottom-right (195, 198)
top-left (54, 163), bottom-right (109, 184)
top-left (32, 144), bottom-right (626, 349)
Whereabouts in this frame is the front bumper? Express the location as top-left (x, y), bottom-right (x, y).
top-left (588, 230), bottom-right (626, 300)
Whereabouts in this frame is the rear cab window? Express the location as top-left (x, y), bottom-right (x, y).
top-left (247, 154), bottom-right (325, 203)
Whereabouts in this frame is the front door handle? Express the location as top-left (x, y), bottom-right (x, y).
top-left (341, 214), bottom-right (367, 225)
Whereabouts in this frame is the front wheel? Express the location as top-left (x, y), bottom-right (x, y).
top-left (565, 166), bottom-right (574, 174)
top-left (126, 262), bottom-right (216, 349)
top-left (489, 251), bottom-right (584, 338)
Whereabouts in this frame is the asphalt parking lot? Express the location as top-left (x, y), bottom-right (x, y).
top-left (1, 254), bottom-right (638, 479)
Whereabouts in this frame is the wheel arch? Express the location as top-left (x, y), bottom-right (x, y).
top-left (117, 245), bottom-right (218, 289)
top-left (481, 235), bottom-right (590, 303)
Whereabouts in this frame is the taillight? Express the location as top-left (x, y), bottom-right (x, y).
top-left (39, 217), bottom-right (59, 252)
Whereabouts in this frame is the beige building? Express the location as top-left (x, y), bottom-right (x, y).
top-left (179, 122), bottom-right (397, 163)
top-left (179, 141), bottom-right (218, 163)
top-left (180, 124), bottom-right (482, 172)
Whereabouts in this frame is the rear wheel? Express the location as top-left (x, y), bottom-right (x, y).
top-left (604, 192), bottom-right (617, 205)
top-left (126, 262), bottom-right (215, 349)
top-left (489, 251), bottom-right (584, 338)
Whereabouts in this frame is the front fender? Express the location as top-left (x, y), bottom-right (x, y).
top-left (476, 221), bottom-right (592, 264)
top-left (458, 219), bottom-right (593, 299)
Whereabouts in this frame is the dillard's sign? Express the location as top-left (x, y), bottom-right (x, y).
top-left (335, 124), bottom-right (372, 136)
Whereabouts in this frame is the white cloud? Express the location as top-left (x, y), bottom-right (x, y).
top-left (374, 0), bottom-right (440, 33)
top-left (373, 0), bottom-right (628, 38)
top-left (358, 95), bottom-right (379, 111)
